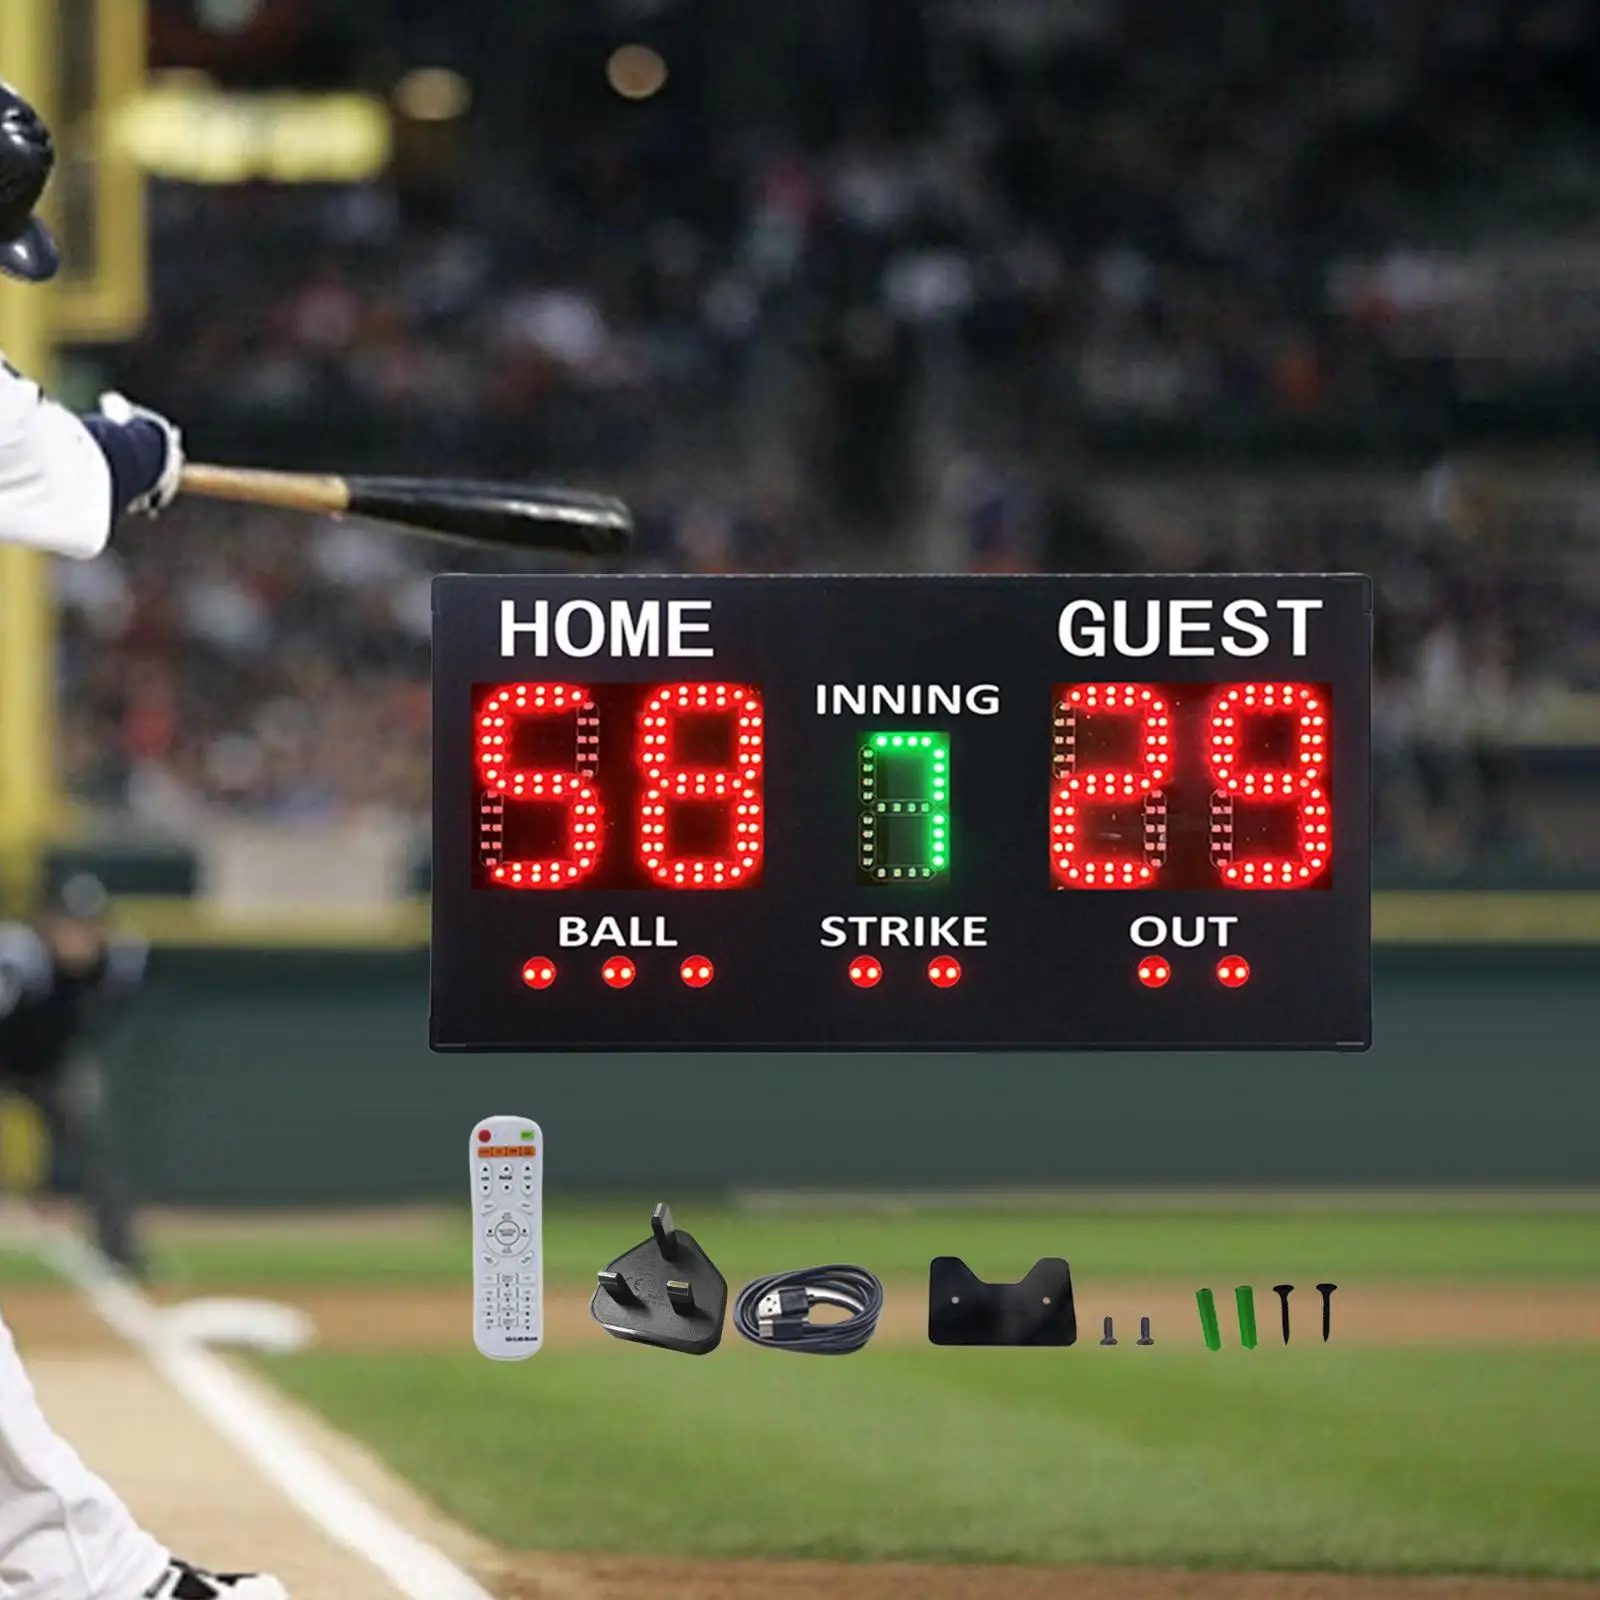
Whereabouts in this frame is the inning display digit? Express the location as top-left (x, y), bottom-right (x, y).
top-left (858, 731), bottom-right (951, 884)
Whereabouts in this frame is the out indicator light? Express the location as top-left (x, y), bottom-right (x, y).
top-left (1217, 955), bottom-right (1251, 988)
top-left (1137, 957), bottom-right (1171, 989)
top-left (521, 957), bottom-right (557, 990)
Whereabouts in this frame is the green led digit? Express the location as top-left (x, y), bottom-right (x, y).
top-left (858, 731), bottom-right (951, 883)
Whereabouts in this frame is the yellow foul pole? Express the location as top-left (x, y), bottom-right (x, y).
top-left (0, 0), bottom-right (56, 913)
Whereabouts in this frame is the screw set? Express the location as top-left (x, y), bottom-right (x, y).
top-left (1096, 1314), bottom-right (1155, 1347)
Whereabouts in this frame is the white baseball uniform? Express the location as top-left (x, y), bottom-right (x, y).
top-left (0, 1310), bottom-right (168, 1600)
top-left (0, 355), bottom-right (170, 1598)
top-left (0, 358), bottom-right (118, 559)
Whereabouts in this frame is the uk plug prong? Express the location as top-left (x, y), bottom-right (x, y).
top-left (666, 1279), bottom-right (696, 1315)
top-left (597, 1270), bottom-right (635, 1305)
top-left (651, 1202), bottom-right (681, 1261)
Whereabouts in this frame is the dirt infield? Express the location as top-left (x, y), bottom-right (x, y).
top-left (27, 1354), bottom-right (402, 1599)
top-left (493, 1555), bottom-right (1600, 1600)
top-left (11, 1276), bottom-right (1600, 1600)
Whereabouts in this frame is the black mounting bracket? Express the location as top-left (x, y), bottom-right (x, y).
top-left (927, 1256), bottom-right (1078, 1346)
top-left (590, 1203), bottom-right (727, 1355)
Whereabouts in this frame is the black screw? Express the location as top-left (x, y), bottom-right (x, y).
top-left (1136, 1316), bottom-right (1154, 1346)
top-left (1272, 1284), bottom-right (1294, 1345)
top-left (1099, 1315), bottom-right (1117, 1346)
top-left (1316, 1282), bottom-right (1337, 1343)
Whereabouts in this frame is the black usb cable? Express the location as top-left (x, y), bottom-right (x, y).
top-left (732, 1265), bottom-right (884, 1355)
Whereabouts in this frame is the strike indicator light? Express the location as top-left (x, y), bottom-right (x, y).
top-left (848, 955), bottom-right (883, 989)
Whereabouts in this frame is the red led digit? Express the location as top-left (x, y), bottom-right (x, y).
top-left (1207, 683), bottom-right (1330, 888)
top-left (602, 958), bottom-right (636, 989)
top-left (636, 683), bottom-right (764, 888)
top-left (478, 683), bottom-right (603, 889)
top-left (520, 956), bottom-right (557, 989)
top-left (1051, 684), bottom-right (1171, 888)
top-left (1137, 956), bottom-right (1171, 988)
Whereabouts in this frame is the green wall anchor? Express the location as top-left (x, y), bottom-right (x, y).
top-left (1236, 1284), bottom-right (1258, 1349)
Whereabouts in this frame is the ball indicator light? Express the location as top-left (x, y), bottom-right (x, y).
top-left (521, 957), bottom-right (557, 990)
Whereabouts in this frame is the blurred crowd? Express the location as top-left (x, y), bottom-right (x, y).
top-left (57, 505), bottom-right (432, 836)
top-left (55, 0), bottom-right (1600, 884)
top-left (117, 0), bottom-right (1600, 470)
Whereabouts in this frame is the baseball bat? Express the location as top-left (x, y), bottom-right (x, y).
top-left (178, 464), bottom-right (633, 557)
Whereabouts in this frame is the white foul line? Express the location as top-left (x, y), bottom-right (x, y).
top-left (36, 1225), bottom-right (499, 1600)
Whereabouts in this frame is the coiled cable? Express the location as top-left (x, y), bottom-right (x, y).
top-left (732, 1264), bottom-right (884, 1355)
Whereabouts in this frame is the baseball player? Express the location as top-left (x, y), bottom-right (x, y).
top-left (0, 82), bottom-right (287, 1600)
top-left (0, 872), bottom-right (150, 1276)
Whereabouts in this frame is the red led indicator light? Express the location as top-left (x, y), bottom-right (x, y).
top-left (1137, 957), bottom-right (1171, 989)
top-left (680, 956), bottom-right (715, 988)
top-left (927, 957), bottom-right (962, 988)
top-left (521, 957), bottom-right (557, 990)
top-left (849, 955), bottom-right (883, 989)
top-left (602, 958), bottom-right (636, 989)
top-left (1216, 955), bottom-right (1251, 988)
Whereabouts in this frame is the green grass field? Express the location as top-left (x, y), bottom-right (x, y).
top-left (11, 1200), bottom-right (1600, 1577)
top-left (268, 1344), bottom-right (1600, 1574)
top-left (7, 1198), bottom-right (1597, 1288)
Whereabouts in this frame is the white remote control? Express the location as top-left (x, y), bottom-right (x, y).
top-left (470, 1116), bottom-right (543, 1359)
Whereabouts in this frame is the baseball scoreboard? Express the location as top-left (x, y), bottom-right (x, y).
top-left (430, 574), bottom-right (1371, 1051)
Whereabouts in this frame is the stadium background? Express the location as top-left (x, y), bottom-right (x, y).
top-left (0, 2), bottom-right (1596, 1597)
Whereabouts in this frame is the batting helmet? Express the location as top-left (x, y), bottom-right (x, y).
top-left (0, 81), bottom-right (59, 284)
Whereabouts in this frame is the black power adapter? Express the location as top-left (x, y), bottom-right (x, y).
top-left (589, 1203), bottom-right (727, 1355)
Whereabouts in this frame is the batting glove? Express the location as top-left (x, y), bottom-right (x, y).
top-left (97, 390), bottom-right (184, 515)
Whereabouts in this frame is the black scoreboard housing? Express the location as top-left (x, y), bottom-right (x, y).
top-left (431, 574), bottom-right (1371, 1052)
